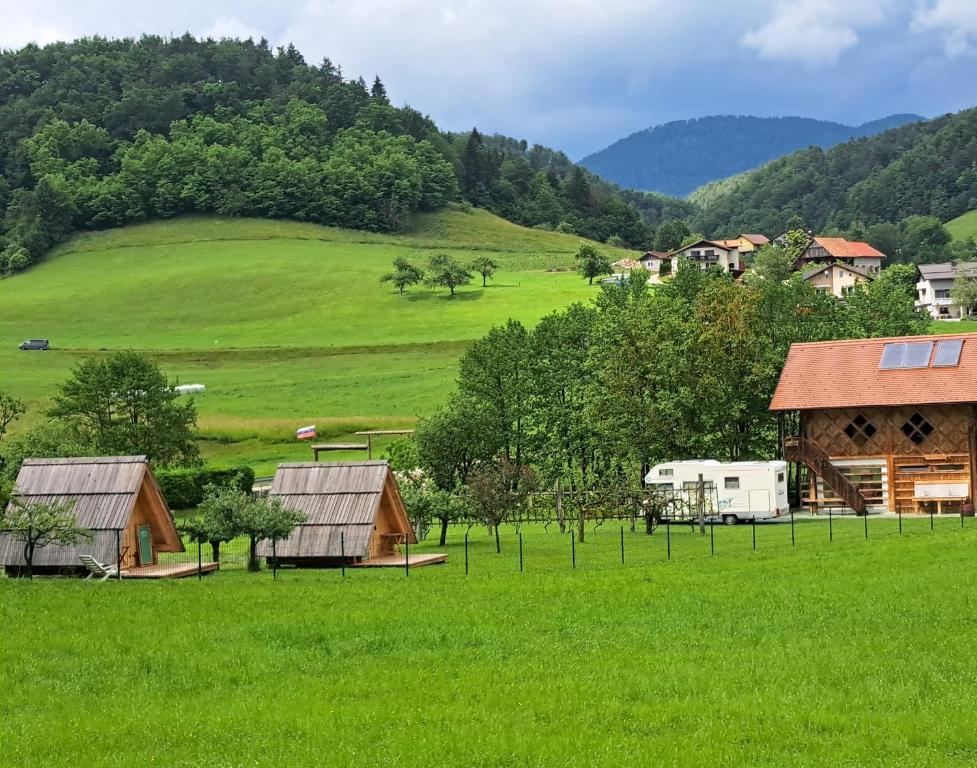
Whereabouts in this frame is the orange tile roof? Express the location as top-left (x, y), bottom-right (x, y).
top-left (718, 239), bottom-right (741, 249)
top-left (813, 237), bottom-right (885, 260)
top-left (741, 234), bottom-right (769, 245)
top-left (770, 333), bottom-right (977, 411)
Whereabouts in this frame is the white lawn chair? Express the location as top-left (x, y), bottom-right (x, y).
top-left (79, 555), bottom-right (128, 581)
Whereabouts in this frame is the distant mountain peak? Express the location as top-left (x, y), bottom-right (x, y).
top-left (580, 114), bottom-right (925, 197)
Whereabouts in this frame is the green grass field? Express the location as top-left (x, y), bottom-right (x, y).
top-left (4, 517), bottom-right (977, 767)
top-left (946, 210), bottom-right (977, 241)
top-left (0, 208), bottom-right (630, 473)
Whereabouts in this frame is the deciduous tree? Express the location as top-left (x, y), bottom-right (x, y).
top-left (1, 498), bottom-right (90, 579)
top-left (574, 243), bottom-right (612, 285)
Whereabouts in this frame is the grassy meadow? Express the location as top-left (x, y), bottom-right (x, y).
top-left (946, 209), bottom-right (977, 241)
top-left (3, 517), bottom-right (977, 767)
top-left (0, 208), bottom-right (630, 473)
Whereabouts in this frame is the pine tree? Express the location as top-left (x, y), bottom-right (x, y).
top-left (370, 76), bottom-right (389, 104)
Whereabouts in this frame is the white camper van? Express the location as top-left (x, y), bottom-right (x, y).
top-left (644, 460), bottom-right (790, 525)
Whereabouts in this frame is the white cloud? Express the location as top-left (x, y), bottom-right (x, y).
top-left (913, 0), bottom-right (977, 56)
top-left (741, 0), bottom-right (890, 67)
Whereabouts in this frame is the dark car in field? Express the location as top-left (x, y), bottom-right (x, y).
top-left (18, 339), bottom-right (50, 350)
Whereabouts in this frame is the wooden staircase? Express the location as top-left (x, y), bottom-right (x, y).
top-left (783, 437), bottom-right (868, 515)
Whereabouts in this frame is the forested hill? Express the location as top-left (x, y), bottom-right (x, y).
top-left (0, 36), bottom-right (660, 275)
top-left (692, 107), bottom-right (977, 238)
top-left (580, 114), bottom-right (923, 197)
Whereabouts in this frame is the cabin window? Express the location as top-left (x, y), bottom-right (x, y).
top-left (660, 468), bottom-right (673, 477)
top-left (843, 414), bottom-right (877, 447)
top-left (724, 477), bottom-right (740, 489)
top-left (901, 412), bottom-right (934, 445)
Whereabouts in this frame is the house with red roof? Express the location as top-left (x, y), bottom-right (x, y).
top-left (795, 236), bottom-right (885, 275)
top-left (771, 333), bottom-right (977, 516)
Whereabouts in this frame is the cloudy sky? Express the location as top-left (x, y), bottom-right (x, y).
top-left (2, 0), bottom-right (976, 158)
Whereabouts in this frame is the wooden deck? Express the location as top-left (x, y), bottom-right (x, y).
top-left (125, 562), bottom-right (220, 579)
top-left (353, 553), bottom-right (447, 568)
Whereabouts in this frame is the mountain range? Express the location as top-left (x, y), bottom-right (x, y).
top-left (580, 114), bottom-right (925, 197)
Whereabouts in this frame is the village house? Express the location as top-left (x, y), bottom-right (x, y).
top-left (639, 250), bottom-right (671, 275)
top-left (916, 262), bottom-right (977, 320)
top-left (802, 261), bottom-right (874, 298)
top-left (772, 334), bottom-right (977, 517)
top-left (795, 236), bottom-right (885, 274)
top-left (671, 239), bottom-right (743, 275)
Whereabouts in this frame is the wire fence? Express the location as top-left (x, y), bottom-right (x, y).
top-left (5, 507), bottom-right (973, 580)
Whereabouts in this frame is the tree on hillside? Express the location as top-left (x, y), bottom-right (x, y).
top-left (370, 76), bottom-right (389, 105)
top-left (469, 256), bottom-right (499, 287)
top-left (48, 351), bottom-right (200, 467)
top-left (781, 229), bottom-right (811, 262)
top-left (1, 498), bottom-right (90, 579)
top-left (746, 244), bottom-right (796, 284)
top-left (379, 257), bottom-right (424, 294)
top-left (900, 215), bottom-right (951, 264)
top-left (0, 392), bottom-right (25, 441)
top-left (574, 243), bottom-right (612, 285)
top-left (425, 253), bottom-right (472, 296)
top-left (653, 220), bottom-right (691, 252)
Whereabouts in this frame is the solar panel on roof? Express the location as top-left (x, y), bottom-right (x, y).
top-left (879, 343), bottom-right (907, 369)
top-left (903, 341), bottom-right (934, 368)
top-left (933, 339), bottom-right (964, 367)
top-left (879, 341), bottom-right (933, 370)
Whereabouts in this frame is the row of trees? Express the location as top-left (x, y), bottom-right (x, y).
top-left (392, 259), bottom-right (929, 540)
top-left (379, 254), bottom-right (498, 296)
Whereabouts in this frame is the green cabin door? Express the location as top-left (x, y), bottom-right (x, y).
top-left (137, 524), bottom-right (153, 566)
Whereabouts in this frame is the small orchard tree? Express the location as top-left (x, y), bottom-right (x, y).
top-left (466, 459), bottom-right (536, 553)
top-left (575, 243), bottom-right (612, 285)
top-left (0, 391), bottom-right (25, 441)
top-left (425, 253), bottom-right (472, 296)
top-left (194, 484), bottom-right (250, 563)
top-left (238, 496), bottom-right (305, 572)
top-left (378, 257), bottom-right (424, 295)
top-left (469, 256), bottom-right (499, 287)
top-left (951, 276), bottom-right (977, 318)
top-left (398, 468), bottom-right (471, 546)
top-left (1, 498), bottom-right (90, 579)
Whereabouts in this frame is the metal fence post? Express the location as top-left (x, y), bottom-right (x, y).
top-left (405, 537), bottom-right (410, 577)
top-left (464, 532), bottom-right (469, 575)
top-left (116, 529), bottom-right (122, 581)
top-left (752, 516), bottom-right (756, 551)
top-left (930, 506), bottom-right (935, 531)
top-left (620, 525), bottom-right (625, 565)
top-left (197, 540), bottom-right (202, 581)
top-left (666, 520), bottom-right (671, 560)
top-left (829, 506), bottom-right (833, 541)
top-left (790, 509), bottom-right (795, 547)
top-left (863, 510), bottom-right (869, 539)
top-left (961, 507), bottom-right (965, 529)
top-left (570, 531), bottom-right (576, 569)
top-left (341, 531), bottom-right (346, 578)
top-left (898, 506), bottom-right (902, 535)
top-left (519, 532), bottom-right (524, 573)
top-left (710, 517), bottom-right (715, 555)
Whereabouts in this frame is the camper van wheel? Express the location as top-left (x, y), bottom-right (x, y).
top-left (722, 514), bottom-right (738, 526)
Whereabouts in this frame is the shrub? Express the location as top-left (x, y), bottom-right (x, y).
top-left (156, 465), bottom-right (255, 509)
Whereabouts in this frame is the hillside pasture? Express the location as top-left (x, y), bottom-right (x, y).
top-left (0, 208), bottom-right (627, 472)
top-left (3, 520), bottom-right (977, 767)
top-left (946, 209), bottom-right (977, 241)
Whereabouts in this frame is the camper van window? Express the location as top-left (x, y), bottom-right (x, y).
top-left (724, 477), bottom-right (740, 490)
top-left (778, 472), bottom-right (785, 483)
top-left (660, 468), bottom-right (673, 476)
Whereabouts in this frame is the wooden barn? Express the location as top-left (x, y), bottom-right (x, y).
top-left (0, 456), bottom-right (185, 576)
top-left (771, 334), bottom-right (977, 515)
top-left (257, 460), bottom-right (445, 567)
